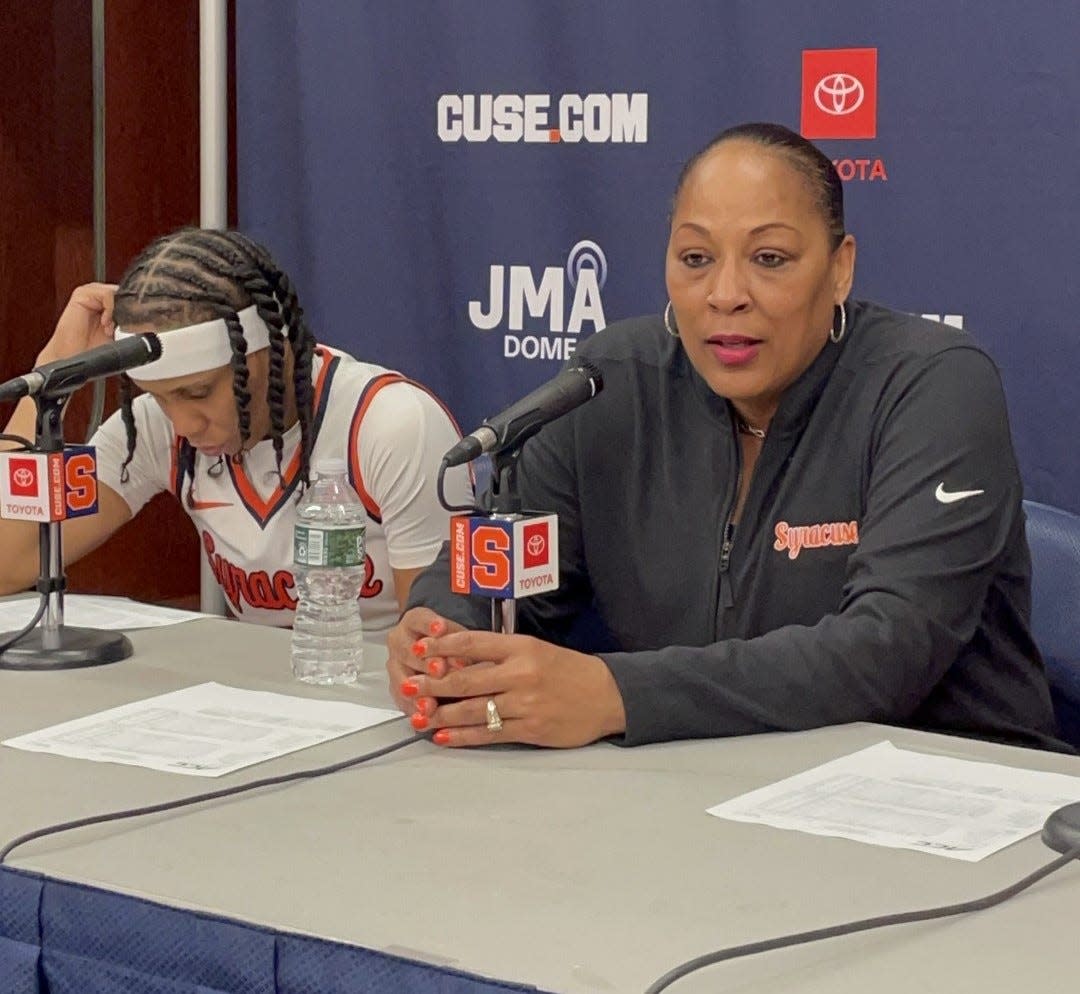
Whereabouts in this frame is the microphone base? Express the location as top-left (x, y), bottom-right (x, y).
top-left (0, 626), bottom-right (132, 670)
top-left (1041, 802), bottom-right (1080, 855)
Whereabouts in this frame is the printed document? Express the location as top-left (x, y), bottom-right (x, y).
top-left (0, 594), bottom-right (212, 631)
top-left (3, 682), bottom-right (401, 777)
top-left (707, 741), bottom-right (1080, 860)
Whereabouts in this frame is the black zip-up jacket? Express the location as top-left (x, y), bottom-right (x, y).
top-left (408, 301), bottom-right (1063, 751)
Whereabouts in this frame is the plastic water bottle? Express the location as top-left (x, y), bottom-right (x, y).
top-left (291, 458), bottom-right (366, 684)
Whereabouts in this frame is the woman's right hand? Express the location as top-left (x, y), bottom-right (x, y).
top-left (37, 283), bottom-right (119, 365)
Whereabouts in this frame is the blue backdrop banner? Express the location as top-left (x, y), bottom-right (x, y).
top-left (236, 1), bottom-right (1080, 513)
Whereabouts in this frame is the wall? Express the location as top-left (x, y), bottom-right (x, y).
top-left (0, 1), bottom-right (236, 606)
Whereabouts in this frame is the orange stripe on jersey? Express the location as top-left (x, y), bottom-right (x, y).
top-left (348, 373), bottom-right (472, 523)
top-left (348, 373), bottom-right (409, 523)
top-left (228, 347), bottom-right (339, 529)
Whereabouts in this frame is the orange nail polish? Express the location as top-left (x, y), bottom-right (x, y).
top-left (428, 619), bottom-right (445, 635)
top-left (427, 658), bottom-right (445, 678)
top-left (433, 729), bottom-right (451, 746)
top-left (416, 697), bottom-right (434, 717)
top-left (400, 679), bottom-right (419, 698)
top-left (410, 640), bottom-right (426, 657)
top-left (410, 713), bottom-right (429, 731)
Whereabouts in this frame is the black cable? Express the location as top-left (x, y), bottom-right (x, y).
top-left (437, 457), bottom-right (477, 513)
top-left (644, 841), bottom-right (1080, 993)
top-left (0, 593), bottom-right (48, 655)
top-left (0, 433), bottom-right (33, 449)
top-left (0, 730), bottom-right (429, 864)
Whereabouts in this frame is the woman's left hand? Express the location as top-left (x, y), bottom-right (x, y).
top-left (400, 631), bottom-right (627, 748)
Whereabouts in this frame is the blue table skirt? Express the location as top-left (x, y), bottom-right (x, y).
top-left (0, 867), bottom-right (547, 994)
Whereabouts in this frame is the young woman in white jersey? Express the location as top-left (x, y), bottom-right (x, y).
top-left (0, 228), bottom-right (470, 639)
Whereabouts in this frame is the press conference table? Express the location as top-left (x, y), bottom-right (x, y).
top-left (2, 614), bottom-right (1080, 993)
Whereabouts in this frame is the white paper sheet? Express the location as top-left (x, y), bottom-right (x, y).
top-left (2, 682), bottom-right (401, 777)
top-left (0, 594), bottom-right (213, 631)
top-left (707, 741), bottom-right (1080, 861)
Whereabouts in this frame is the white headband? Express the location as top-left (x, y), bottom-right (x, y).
top-left (115, 305), bottom-right (277, 381)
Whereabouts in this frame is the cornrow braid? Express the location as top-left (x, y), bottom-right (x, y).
top-left (220, 230), bottom-right (319, 493)
top-left (194, 233), bottom-right (295, 486)
top-left (289, 325), bottom-right (316, 493)
top-left (177, 441), bottom-right (197, 507)
top-left (267, 265), bottom-right (316, 488)
top-left (239, 268), bottom-right (288, 485)
top-left (117, 374), bottom-right (137, 483)
top-left (223, 310), bottom-right (252, 450)
top-left (265, 327), bottom-right (288, 484)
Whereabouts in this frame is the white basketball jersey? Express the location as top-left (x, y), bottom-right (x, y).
top-left (92, 347), bottom-right (471, 638)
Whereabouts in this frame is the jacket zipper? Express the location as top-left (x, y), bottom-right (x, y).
top-left (719, 518), bottom-right (736, 574)
top-left (717, 432), bottom-right (743, 612)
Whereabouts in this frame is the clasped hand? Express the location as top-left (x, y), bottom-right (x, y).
top-left (386, 607), bottom-right (626, 748)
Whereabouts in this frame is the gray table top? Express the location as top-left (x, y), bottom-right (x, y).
top-left (2, 615), bottom-right (1079, 993)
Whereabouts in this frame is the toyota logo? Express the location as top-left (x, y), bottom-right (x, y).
top-left (526, 534), bottom-right (546, 557)
top-left (813, 73), bottom-right (864, 116)
top-left (12, 468), bottom-right (34, 488)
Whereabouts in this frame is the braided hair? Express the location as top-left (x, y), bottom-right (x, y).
top-left (112, 228), bottom-right (319, 506)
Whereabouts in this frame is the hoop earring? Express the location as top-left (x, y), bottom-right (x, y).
top-left (829, 302), bottom-right (847, 344)
top-left (664, 300), bottom-right (679, 338)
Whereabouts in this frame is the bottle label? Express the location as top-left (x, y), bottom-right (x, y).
top-left (294, 525), bottom-right (366, 567)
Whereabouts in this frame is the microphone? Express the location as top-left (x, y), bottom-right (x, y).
top-left (449, 511), bottom-right (559, 599)
top-left (443, 359), bottom-right (603, 467)
top-left (0, 445), bottom-right (100, 523)
top-left (0, 333), bottom-right (163, 404)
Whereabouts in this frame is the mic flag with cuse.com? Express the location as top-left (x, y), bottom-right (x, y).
top-left (450, 513), bottom-right (559, 599)
top-left (0, 447), bottom-right (99, 522)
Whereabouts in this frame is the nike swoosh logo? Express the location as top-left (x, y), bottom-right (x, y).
top-left (188, 500), bottom-right (234, 511)
top-left (935, 483), bottom-right (984, 504)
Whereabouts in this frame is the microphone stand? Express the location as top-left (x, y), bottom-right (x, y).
top-left (0, 390), bottom-right (131, 670)
top-left (483, 448), bottom-right (524, 636)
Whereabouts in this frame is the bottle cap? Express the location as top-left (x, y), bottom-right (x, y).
top-left (313, 457), bottom-right (348, 477)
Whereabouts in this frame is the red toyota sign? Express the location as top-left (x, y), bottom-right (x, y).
top-left (801, 48), bottom-right (878, 140)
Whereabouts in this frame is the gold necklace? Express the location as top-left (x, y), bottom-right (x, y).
top-left (735, 416), bottom-right (766, 440)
